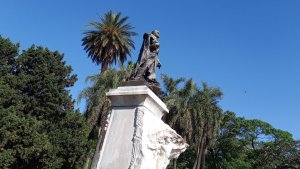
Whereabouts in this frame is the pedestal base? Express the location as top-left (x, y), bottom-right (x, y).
top-left (95, 86), bottom-right (188, 169)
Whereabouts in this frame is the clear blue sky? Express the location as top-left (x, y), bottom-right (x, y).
top-left (1, 0), bottom-right (299, 139)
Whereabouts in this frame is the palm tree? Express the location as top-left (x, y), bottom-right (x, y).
top-left (162, 76), bottom-right (195, 141)
top-left (161, 75), bottom-right (197, 169)
top-left (161, 75), bottom-right (223, 169)
top-left (192, 82), bottom-right (223, 169)
top-left (82, 11), bottom-right (137, 73)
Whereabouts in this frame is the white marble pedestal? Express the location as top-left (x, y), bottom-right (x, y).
top-left (95, 86), bottom-right (187, 169)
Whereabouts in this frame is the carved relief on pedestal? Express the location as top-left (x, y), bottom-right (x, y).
top-left (129, 107), bottom-right (188, 169)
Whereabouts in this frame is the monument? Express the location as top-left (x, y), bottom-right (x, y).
top-left (93, 30), bottom-right (188, 169)
top-left (124, 30), bottom-right (162, 95)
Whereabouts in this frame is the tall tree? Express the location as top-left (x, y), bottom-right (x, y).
top-left (82, 11), bottom-right (137, 73)
top-left (0, 36), bottom-right (89, 169)
top-left (162, 75), bottom-right (223, 169)
top-left (191, 82), bottom-right (223, 169)
top-left (205, 111), bottom-right (300, 169)
top-left (205, 112), bottom-right (253, 169)
top-left (161, 75), bottom-right (193, 141)
top-left (161, 75), bottom-right (193, 169)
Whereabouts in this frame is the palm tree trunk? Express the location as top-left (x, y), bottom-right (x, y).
top-left (200, 148), bottom-right (206, 169)
top-left (90, 105), bottom-right (111, 169)
top-left (101, 63), bottom-right (107, 74)
top-left (173, 158), bottom-right (177, 169)
top-left (196, 141), bottom-right (203, 169)
top-left (90, 127), bottom-right (103, 169)
top-left (82, 156), bottom-right (90, 169)
top-left (197, 133), bottom-right (206, 169)
top-left (193, 136), bottom-right (205, 169)
top-left (193, 144), bottom-right (201, 169)
top-left (200, 137), bottom-right (210, 169)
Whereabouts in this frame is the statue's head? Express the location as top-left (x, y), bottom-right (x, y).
top-left (152, 30), bottom-right (160, 38)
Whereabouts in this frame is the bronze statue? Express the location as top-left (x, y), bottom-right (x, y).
top-left (122, 30), bottom-right (162, 95)
top-left (130, 30), bottom-right (161, 84)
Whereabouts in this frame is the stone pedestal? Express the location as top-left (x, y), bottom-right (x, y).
top-left (96, 86), bottom-right (187, 169)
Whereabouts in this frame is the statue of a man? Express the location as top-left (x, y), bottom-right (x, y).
top-left (131, 30), bottom-right (161, 83)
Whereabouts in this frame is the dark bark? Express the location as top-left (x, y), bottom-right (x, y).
top-left (82, 157), bottom-right (90, 169)
top-left (193, 144), bottom-right (201, 169)
top-left (195, 132), bottom-right (207, 169)
top-left (90, 127), bottom-right (103, 169)
top-left (200, 137), bottom-right (210, 169)
top-left (101, 63), bottom-right (107, 74)
top-left (251, 137), bottom-right (256, 150)
top-left (90, 105), bottom-right (110, 169)
top-left (200, 148), bottom-right (206, 169)
top-left (197, 135), bottom-right (206, 169)
top-left (173, 158), bottom-right (177, 169)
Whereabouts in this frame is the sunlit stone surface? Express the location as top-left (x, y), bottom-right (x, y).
top-left (96, 86), bottom-right (187, 169)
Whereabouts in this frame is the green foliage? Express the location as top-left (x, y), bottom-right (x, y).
top-left (167, 147), bottom-right (197, 169)
top-left (205, 111), bottom-right (254, 169)
top-left (161, 74), bottom-right (300, 169)
top-left (254, 140), bottom-right (300, 169)
top-left (82, 11), bottom-right (137, 73)
top-left (205, 111), bottom-right (300, 169)
top-left (161, 75), bottom-right (223, 169)
top-left (0, 109), bottom-right (48, 169)
top-left (169, 111), bottom-right (300, 169)
top-left (0, 36), bottom-right (89, 169)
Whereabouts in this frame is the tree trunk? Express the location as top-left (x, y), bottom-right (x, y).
top-left (193, 144), bottom-right (201, 169)
top-left (251, 137), bottom-right (256, 150)
top-left (90, 105), bottom-right (111, 169)
top-left (90, 127), bottom-right (103, 169)
top-left (200, 137), bottom-right (210, 169)
top-left (173, 158), bottom-right (177, 169)
top-left (196, 133), bottom-right (206, 169)
top-left (82, 156), bottom-right (90, 169)
top-left (101, 63), bottom-right (107, 74)
top-left (200, 148), bottom-right (206, 169)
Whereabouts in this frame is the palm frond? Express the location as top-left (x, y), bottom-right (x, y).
top-left (82, 11), bottom-right (137, 73)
